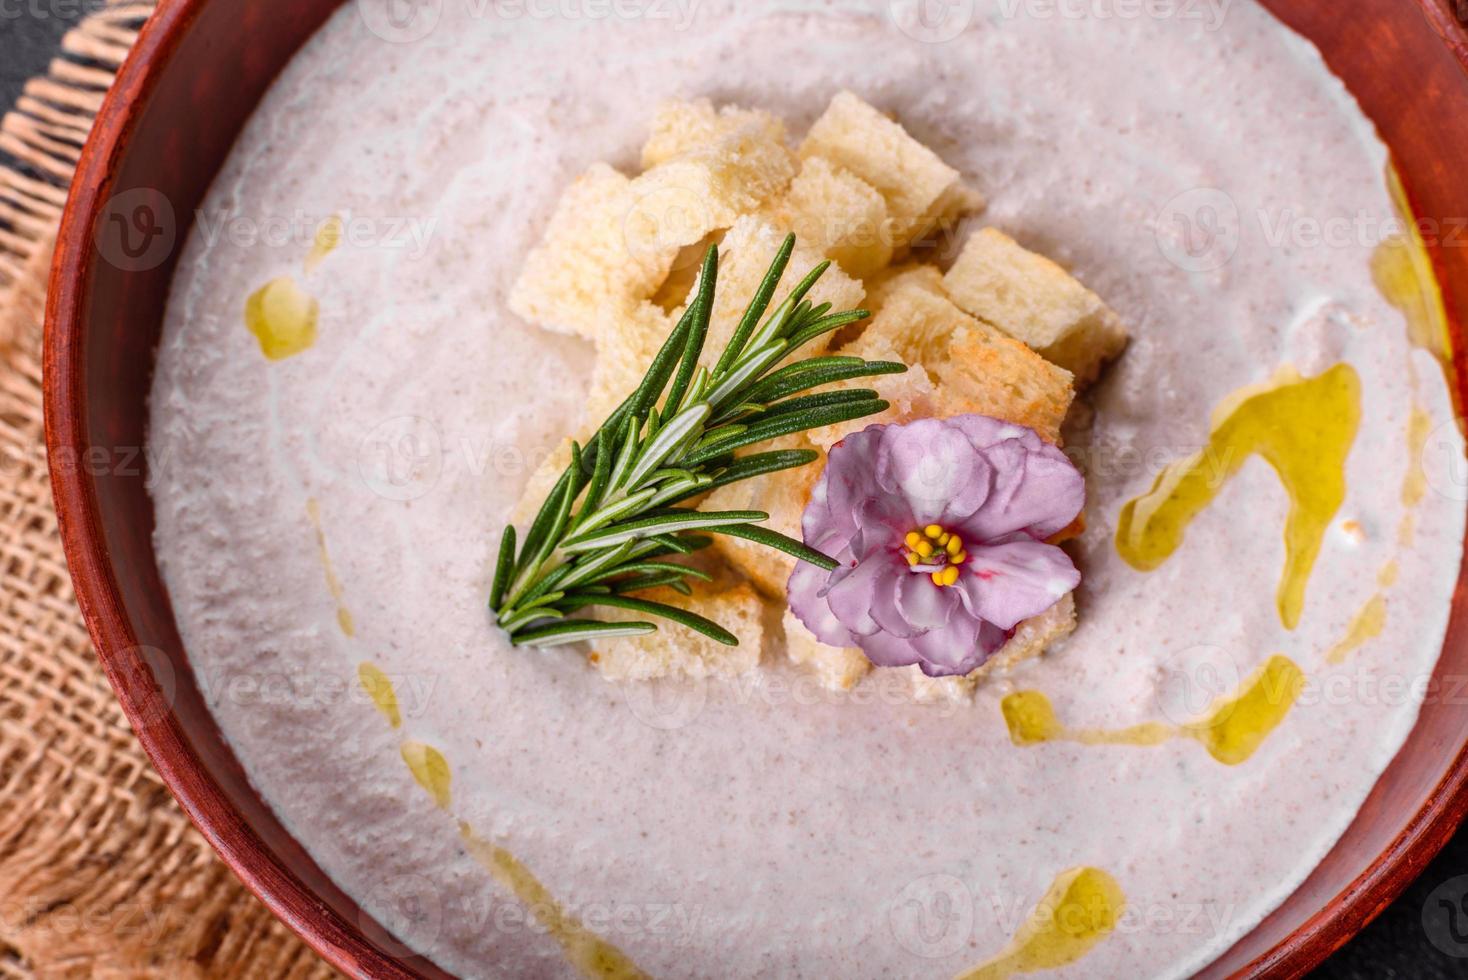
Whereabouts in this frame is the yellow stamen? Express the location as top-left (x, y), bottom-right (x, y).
top-left (952, 550), bottom-right (968, 564)
top-left (905, 531), bottom-right (922, 549)
top-left (946, 536), bottom-right (963, 556)
top-left (905, 552), bottom-right (920, 566)
top-left (925, 524), bottom-right (943, 539)
top-left (938, 532), bottom-right (951, 546)
top-left (940, 565), bottom-right (961, 587)
top-left (915, 540), bottom-right (935, 558)
top-left (931, 571), bottom-right (945, 586)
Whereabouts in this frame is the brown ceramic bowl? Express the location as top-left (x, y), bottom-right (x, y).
top-left (42, 0), bottom-right (1468, 976)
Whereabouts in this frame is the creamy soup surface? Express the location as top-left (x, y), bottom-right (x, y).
top-left (150, 1), bottom-right (1465, 976)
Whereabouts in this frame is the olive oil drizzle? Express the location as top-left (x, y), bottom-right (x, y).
top-left (306, 499), bottom-right (356, 637)
top-left (243, 213), bottom-right (340, 359)
top-left (353, 639), bottom-right (648, 977)
top-left (245, 276), bottom-right (319, 360)
top-left (1116, 365), bottom-right (1361, 630)
top-left (1002, 655), bottom-right (1305, 766)
top-left (459, 823), bottom-right (651, 980)
top-left (957, 867), bottom-right (1125, 980)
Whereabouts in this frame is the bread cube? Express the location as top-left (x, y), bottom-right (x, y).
top-left (642, 99), bottom-right (788, 169)
top-left (509, 163), bottom-right (679, 342)
top-left (805, 270), bottom-right (1074, 447)
top-left (589, 582), bottom-right (766, 680)
top-left (684, 215), bottom-right (866, 368)
top-left (801, 332), bottom-right (936, 450)
top-left (762, 156), bottom-right (893, 278)
top-left (782, 608), bottom-right (872, 692)
top-left (628, 119), bottom-right (797, 253)
top-left (583, 301), bottom-right (679, 423)
top-left (942, 228), bottom-right (1128, 385)
top-left (861, 262), bottom-right (947, 316)
top-left (509, 437), bottom-right (576, 528)
top-left (699, 434), bottom-right (821, 599)
top-left (800, 92), bottom-right (982, 250)
top-left (935, 325), bottom-right (1075, 444)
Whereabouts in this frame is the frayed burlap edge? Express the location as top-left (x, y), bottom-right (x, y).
top-left (0, 6), bottom-right (335, 978)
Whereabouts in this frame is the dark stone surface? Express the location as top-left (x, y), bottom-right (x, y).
top-left (0, 6), bottom-right (1463, 979)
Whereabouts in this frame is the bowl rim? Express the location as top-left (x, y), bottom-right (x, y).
top-left (40, 0), bottom-right (1468, 977)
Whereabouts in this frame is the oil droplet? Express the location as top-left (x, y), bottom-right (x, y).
top-left (1184, 655), bottom-right (1305, 766)
top-left (1403, 405), bottom-right (1431, 508)
top-left (401, 741), bottom-right (451, 809)
top-left (1116, 364), bottom-right (1361, 630)
top-left (1001, 692), bottom-right (1171, 748)
top-left (1375, 167), bottom-right (1453, 379)
top-left (459, 822), bottom-right (649, 979)
top-left (1378, 561), bottom-right (1400, 588)
top-left (245, 276), bottom-right (318, 360)
top-left (306, 499), bottom-right (355, 637)
top-left (1000, 691), bottom-right (1064, 745)
top-left (958, 867), bottom-right (1124, 980)
top-left (1325, 596), bottom-right (1387, 665)
top-left (305, 214), bottom-right (343, 273)
top-left (358, 662), bottom-right (402, 729)
top-left (1003, 655), bottom-right (1304, 766)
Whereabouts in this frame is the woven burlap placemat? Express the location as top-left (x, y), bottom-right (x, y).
top-left (0, 6), bottom-right (335, 977)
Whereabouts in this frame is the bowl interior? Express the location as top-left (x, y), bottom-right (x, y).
top-left (43, 0), bottom-right (1468, 976)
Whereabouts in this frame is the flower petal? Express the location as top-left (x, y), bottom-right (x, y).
top-left (787, 555), bottom-right (857, 648)
top-left (824, 551), bottom-right (896, 637)
top-left (955, 425), bottom-right (1085, 541)
top-left (895, 571), bottom-right (959, 632)
top-left (955, 538), bottom-right (1081, 631)
top-left (916, 618), bottom-right (1010, 677)
top-left (851, 627), bottom-right (924, 670)
top-left (878, 419), bottom-right (989, 527)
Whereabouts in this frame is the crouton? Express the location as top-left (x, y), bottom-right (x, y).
top-left (628, 119), bottom-right (797, 253)
top-left (699, 434), bottom-right (821, 599)
top-left (509, 163), bottom-right (679, 342)
top-left (800, 92), bottom-right (982, 250)
top-left (904, 593), bottom-right (1077, 703)
top-left (935, 324), bottom-right (1075, 443)
top-left (805, 271), bottom-right (1074, 447)
top-left (762, 156), bottom-right (893, 278)
top-left (942, 228), bottom-right (1128, 385)
top-left (800, 332), bottom-right (937, 450)
top-left (683, 215), bottom-right (866, 368)
top-left (588, 581), bottom-right (766, 680)
top-left (782, 608), bottom-right (872, 692)
top-left (509, 437), bottom-right (577, 528)
top-left (642, 99), bottom-right (789, 169)
top-left (583, 301), bottom-right (680, 423)
top-left (861, 262), bottom-right (947, 316)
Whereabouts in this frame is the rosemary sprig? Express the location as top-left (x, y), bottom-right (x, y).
top-left (491, 235), bottom-right (904, 648)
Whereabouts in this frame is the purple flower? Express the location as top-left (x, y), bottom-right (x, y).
top-left (787, 416), bottom-right (1085, 678)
